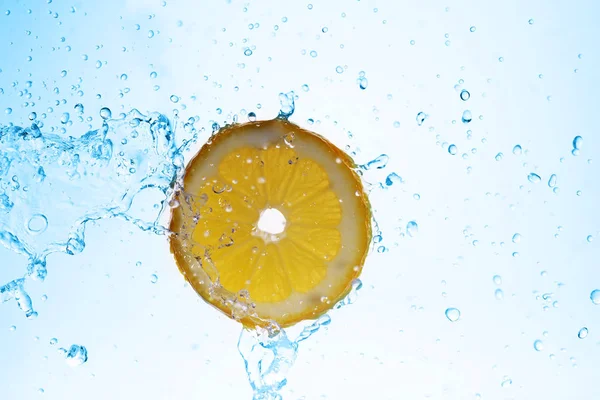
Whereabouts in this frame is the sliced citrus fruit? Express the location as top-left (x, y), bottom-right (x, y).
top-left (169, 118), bottom-right (371, 328)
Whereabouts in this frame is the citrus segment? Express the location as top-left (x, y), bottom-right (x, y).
top-left (169, 119), bottom-right (371, 328)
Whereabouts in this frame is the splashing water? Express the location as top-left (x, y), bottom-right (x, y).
top-left (0, 109), bottom-right (186, 316)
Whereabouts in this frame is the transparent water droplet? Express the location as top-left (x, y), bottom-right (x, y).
top-left (5, 107), bottom-right (13, 115)
top-left (335, 65), bottom-right (344, 74)
top-left (27, 214), bottom-right (48, 234)
top-left (385, 172), bottom-right (402, 186)
top-left (50, 338), bottom-right (58, 345)
top-left (60, 112), bottom-right (70, 124)
top-left (548, 174), bottom-right (557, 187)
top-left (528, 173), bottom-right (541, 183)
top-left (495, 152), bottom-right (503, 161)
top-left (99, 107), bottom-right (112, 120)
top-left (533, 340), bottom-right (544, 351)
top-left (170, 95), bottom-right (179, 103)
top-left (578, 327), bottom-right (588, 339)
top-left (416, 112), bottom-right (428, 126)
top-left (358, 76), bottom-right (368, 90)
top-left (65, 344), bottom-right (88, 367)
top-left (38, 388), bottom-right (44, 394)
top-left (244, 48), bottom-right (253, 56)
top-left (278, 91), bottom-right (295, 119)
top-left (248, 112), bottom-right (257, 122)
top-left (28, 112), bottom-right (37, 121)
top-left (150, 274), bottom-right (158, 283)
top-left (363, 154), bottom-right (389, 170)
top-left (469, 26), bottom-right (476, 32)
top-left (445, 307), bottom-right (460, 322)
top-left (494, 289), bottom-right (504, 300)
top-left (512, 233), bottom-right (521, 243)
top-left (590, 289), bottom-right (600, 305)
top-left (512, 144), bottom-right (522, 155)
top-left (9, 325), bottom-right (16, 331)
top-left (413, 193), bottom-right (420, 200)
top-left (573, 135), bottom-right (583, 150)
top-left (461, 110), bottom-right (472, 123)
top-left (501, 377), bottom-right (512, 388)
top-left (120, 73), bottom-right (128, 81)
top-left (493, 275), bottom-right (502, 285)
top-left (460, 89), bottom-right (470, 101)
top-left (74, 103), bottom-right (84, 114)
top-left (406, 221), bottom-right (418, 237)
top-left (147, 30), bottom-right (155, 38)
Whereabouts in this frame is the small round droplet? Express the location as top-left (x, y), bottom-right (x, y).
top-left (335, 65), bottom-right (344, 74)
top-left (150, 274), bottom-right (158, 283)
top-left (512, 233), bottom-right (521, 243)
top-left (573, 135), bottom-right (583, 150)
top-left (533, 340), bottom-right (544, 351)
top-left (445, 308), bottom-right (461, 322)
top-left (50, 338), bottom-right (58, 345)
top-left (406, 221), bottom-right (418, 237)
top-left (413, 193), bottom-right (420, 200)
top-left (528, 173), bottom-right (541, 183)
top-left (147, 30), bottom-right (155, 38)
top-left (9, 325), bottom-right (16, 331)
top-left (358, 76), bottom-right (368, 90)
top-left (578, 327), bottom-right (588, 339)
top-left (469, 26), bottom-right (476, 32)
top-left (495, 152), bottom-right (503, 161)
top-left (120, 73), bottom-right (128, 81)
top-left (590, 289), bottom-right (600, 305)
top-left (244, 48), bottom-right (253, 56)
top-left (448, 144), bottom-right (457, 155)
top-left (461, 110), bottom-right (472, 123)
top-left (528, 18), bottom-right (534, 25)
top-left (460, 89), bottom-right (470, 101)
top-left (494, 288), bottom-right (504, 300)
top-left (493, 275), bottom-right (502, 285)
top-left (416, 112), bottom-right (428, 126)
top-left (512, 144), bottom-right (522, 155)
top-left (99, 107), bottom-right (112, 120)
top-left (170, 95), bottom-right (179, 103)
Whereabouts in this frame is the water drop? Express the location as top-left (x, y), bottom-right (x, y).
top-left (50, 338), bottom-right (58, 345)
top-left (99, 107), bottom-right (112, 120)
top-left (548, 174), bottom-right (557, 188)
top-left (248, 112), bottom-right (257, 122)
top-left (363, 154), bottom-right (389, 170)
top-left (393, 121), bottom-right (400, 128)
top-left (322, 27), bottom-right (328, 33)
top-left (27, 214), bottom-right (48, 234)
top-left (244, 48), bottom-right (253, 56)
top-left (528, 173), bottom-right (541, 183)
top-left (528, 18), bottom-right (534, 25)
top-left (65, 344), bottom-right (88, 367)
top-left (448, 144), bottom-right (457, 155)
top-left (445, 308), bottom-right (461, 322)
top-left (494, 288), bottom-right (504, 300)
top-left (578, 327), bottom-right (588, 339)
top-left (533, 340), bottom-right (544, 351)
top-left (512, 233), bottom-right (521, 243)
top-left (512, 144), bottom-right (522, 155)
top-left (170, 95), bottom-right (179, 103)
top-left (28, 112), bottom-right (37, 121)
top-left (9, 325), bottom-right (16, 331)
top-left (120, 73), bottom-right (128, 81)
top-left (590, 289), bottom-right (600, 305)
top-left (587, 235), bottom-right (593, 242)
top-left (469, 26), bottom-right (476, 32)
top-left (358, 76), bottom-right (368, 90)
top-left (406, 221), bottom-right (418, 237)
top-left (498, 56), bottom-right (504, 62)
top-left (150, 274), bottom-right (158, 283)
top-left (335, 66), bottom-right (344, 74)
top-left (573, 135), bottom-right (583, 150)
top-left (413, 193), bottom-right (420, 200)
top-left (416, 112), bottom-right (428, 126)
top-left (493, 275), bottom-right (502, 285)
top-left (5, 107), bottom-right (13, 115)
top-left (385, 173), bottom-right (402, 186)
top-left (147, 30), bottom-right (155, 38)
top-left (461, 110), bottom-right (472, 123)
top-left (495, 152), bottom-right (503, 161)
top-left (60, 112), bottom-right (70, 124)
top-left (460, 89), bottom-right (470, 101)
top-left (501, 377), bottom-right (512, 388)
top-left (301, 84), bottom-right (309, 92)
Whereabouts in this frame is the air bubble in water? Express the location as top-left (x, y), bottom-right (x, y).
top-left (448, 144), bottom-right (457, 155)
top-left (469, 26), bottom-right (476, 32)
top-left (445, 307), bottom-right (460, 322)
top-left (460, 90), bottom-right (470, 101)
top-left (27, 214), bottom-right (48, 234)
top-left (65, 344), bottom-right (88, 367)
top-left (461, 110), bottom-right (472, 123)
top-left (416, 112), bottom-right (428, 126)
top-left (407, 221), bottom-right (418, 237)
top-left (513, 144), bottom-right (522, 155)
top-left (99, 107), bottom-right (112, 120)
top-left (335, 66), bottom-right (344, 74)
top-left (591, 289), bottom-right (600, 305)
top-left (578, 327), bottom-right (588, 339)
top-left (533, 340), bottom-right (544, 351)
top-left (528, 173), bottom-right (541, 183)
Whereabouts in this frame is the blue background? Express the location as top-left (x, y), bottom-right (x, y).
top-left (1, 0), bottom-right (599, 399)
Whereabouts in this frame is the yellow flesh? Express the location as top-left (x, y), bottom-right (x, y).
top-left (169, 119), bottom-right (371, 328)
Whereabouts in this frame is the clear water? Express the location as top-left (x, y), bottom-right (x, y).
top-left (2, 0), bottom-right (600, 399)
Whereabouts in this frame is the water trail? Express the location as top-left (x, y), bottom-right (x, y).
top-left (0, 108), bottom-right (192, 315)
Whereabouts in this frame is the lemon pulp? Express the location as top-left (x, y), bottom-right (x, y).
top-left (169, 119), bottom-right (371, 328)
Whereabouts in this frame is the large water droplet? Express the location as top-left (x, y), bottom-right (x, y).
top-left (406, 221), bottom-right (418, 237)
top-left (445, 307), bottom-right (461, 322)
top-left (99, 107), bottom-right (112, 120)
top-left (448, 144), bottom-right (457, 155)
top-left (65, 344), bottom-right (88, 367)
top-left (573, 136), bottom-right (583, 150)
top-left (461, 110), bottom-right (472, 123)
top-left (591, 289), bottom-right (600, 305)
top-left (528, 173), bottom-right (541, 183)
top-left (533, 340), bottom-right (544, 351)
top-left (578, 327), bottom-right (588, 339)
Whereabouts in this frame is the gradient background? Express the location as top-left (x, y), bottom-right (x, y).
top-left (1, 0), bottom-right (600, 399)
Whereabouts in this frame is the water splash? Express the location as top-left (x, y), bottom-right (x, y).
top-left (0, 109), bottom-right (187, 316)
top-left (277, 91), bottom-right (296, 119)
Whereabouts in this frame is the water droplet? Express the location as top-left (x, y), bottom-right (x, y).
top-left (9, 325), bottom-right (16, 331)
top-left (406, 221), bottom-right (418, 237)
top-left (547, 174), bottom-right (557, 188)
top-left (498, 56), bottom-right (504, 62)
top-left (147, 30), bottom-right (155, 38)
top-left (120, 73), bottom-right (128, 81)
top-left (528, 18), bottom-right (534, 25)
top-left (50, 338), bottom-right (58, 345)
top-left (277, 91), bottom-right (295, 119)
top-left (495, 152), bottom-right (503, 161)
top-left (65, 344), bottom-right (88, 367)
top-left (28, 112), bottom-right (37, 121)
top-left (445, 307), bottom-right (461, 322)
top-left (460, 89), bottom-right (470, 101)
top-left (244, 48), bottom-right (253, 56)
top-left (533, 340), bottom-right (544, 351)
top-left (501, 377), bottom-right (512, 388)
top-left (512, 233), bottom-right (522, 243)
top-left (528, 173), bottom-right (541, 183)
top-left (170, 95), bottom-right (179, 103)
top-left (461, 110), bottom-right (472, 123)
top-left (385, 172), bottom-right (402, 186)
top-left (335, 66), bottom-right (344, 74)
top-left (448, 144), bottom-right (457, 155)
top-left (358, 76), bottom-right (368, 90)
top-left (393, 121), bottom-right (400, 128)
top-left (493, 275), bottom-right (502, 285)
top-left (60, 112), bottom-right (70, 124)
top-left (5, 107), bottom-right (13, 115)
top-left (322, 27), bottom-right (328, 33)
top-left (301, 84), bottom-right (309, 92)
top-left (470, 26), bottom-right (476, 32)
top-left (578, 327), bottom-right (588, 339)
top-left (590, 289), bottom-right (600, 305)
top-left (494, 288), bottom-right (504, 300)
top-left (573, 135), bottom-right (583, 150)
top-left (363, 154), bottom-right (389, 170)
top-left (99, 107), bottom-right (112, 120)
top-left (413, 193), bottom-right (420, 200)
top-left (248, 112), bottom-right (257, 122)
top-left (416, 112), bottom-right (428, 126)
top-left (38, 388), bottom-right (44, 394)
top-left (27, 214), bottom-right (48, 234)
top-left (512, 144), bottom-right (522, 155)
top-left (150, 274), bottom-right (158, 283)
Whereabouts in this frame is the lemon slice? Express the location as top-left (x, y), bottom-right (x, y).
top-left (169, 118), bottom-right (371, 328)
